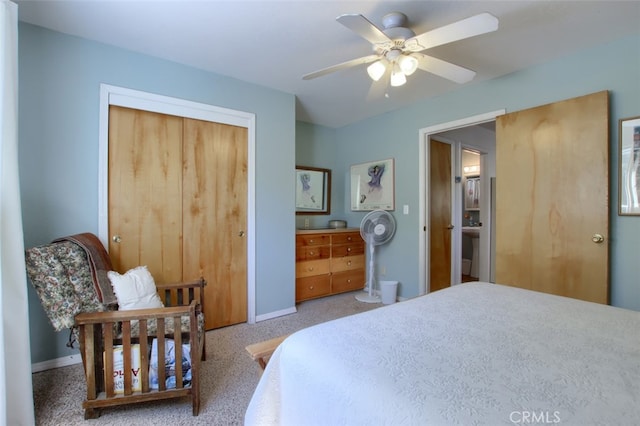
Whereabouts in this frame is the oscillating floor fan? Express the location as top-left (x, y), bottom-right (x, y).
top-left (356, 209), bottom-right (396, 303)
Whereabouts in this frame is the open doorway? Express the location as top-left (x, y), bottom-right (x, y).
top-left (461, 148), bottom-right (482, 283)
top-left (418, 110), bottom-right (503, 295)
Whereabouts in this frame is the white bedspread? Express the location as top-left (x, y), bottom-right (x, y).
top-left (245, 282), bottom-right (640, 425)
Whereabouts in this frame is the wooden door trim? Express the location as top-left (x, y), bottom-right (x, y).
top-left (98, 84), bottom-right (257, 324)
top-left (418, 110), bottom-right (506, 295)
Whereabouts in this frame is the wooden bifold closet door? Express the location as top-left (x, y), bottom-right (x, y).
top-left (108, 105), bottom-right (247, 329)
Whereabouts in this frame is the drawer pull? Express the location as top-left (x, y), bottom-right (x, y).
top-left (347, 247), bottom-right (352, 252)
top-left (308, 267), bottom-right (314, 271)
top-left (309, 251), bottom-right (315, 255)
top-left (309, 286), bottom-right (314, 290)
top-left (347, 279), bottom-right (351, 283)
top-left (347, 261), bottom-right (352, 266)
top-left (347, 236), bottom-right (352, 241)
top-left (309, 239), bottom-right (314, 244)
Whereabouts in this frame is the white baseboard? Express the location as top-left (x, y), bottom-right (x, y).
top-left (255, 306), bottom-right (297, 322)
top-left (32, 353), bottom-right (82, 373)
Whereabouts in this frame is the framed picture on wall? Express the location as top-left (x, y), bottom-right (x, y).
top-left (619, 116), bottom-right (640, 215)
top-left (295, 166), bottom-right (331, 214)
top-left (350, 158), bottom-right (395, 211)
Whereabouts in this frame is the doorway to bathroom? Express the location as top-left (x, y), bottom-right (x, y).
top-left (418, 110), bottom-right (503, 295)
top-left (461, 148), bottom-right (482, 283)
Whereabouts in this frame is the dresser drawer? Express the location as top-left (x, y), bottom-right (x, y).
top-left (332, 269), bottom-right (365, 294)
top-left (296, 275), bottom-right (331, 301)
top-left (331, 242), bottom-right (364, 257)
top-left (296, 259), bottom-right (331, 278)
top-left (296, 234), bottom-right (330, 247)
top-left (332, 232), bottom-right (361, 245)
top-left (296, 246), bottom-right (331, 261)
top-left (331, 254), bottom-right (364, 272)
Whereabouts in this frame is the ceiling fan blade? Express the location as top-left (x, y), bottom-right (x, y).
top-left (413, 53), bottom-right (476, 84)
top-left (337, 13), bottom-right (392, 45)
top-left (405, 13), bottom-right (498, 52)
top-left (303, 54), bottom-right (380, 80)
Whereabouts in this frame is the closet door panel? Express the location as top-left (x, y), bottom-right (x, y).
top-left (183, 119), bottom-right (248, 329)
top-left (108, 106), bottom-right (183, 283)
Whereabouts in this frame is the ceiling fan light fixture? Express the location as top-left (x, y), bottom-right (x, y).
top-left (390, 63), bottom-right (407, 87)
top-left (398, 54), bottom-right (418, 76)
top-left (367, 60), bottom-right (386, 81)
top-left (305, 11), bottom-right (499, 90)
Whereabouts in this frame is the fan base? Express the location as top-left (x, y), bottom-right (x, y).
top-left (355, 293), bottom-right (381, 303)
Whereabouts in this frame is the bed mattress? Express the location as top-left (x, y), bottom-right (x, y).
top-left (245, 282), bottom-right (640, 425)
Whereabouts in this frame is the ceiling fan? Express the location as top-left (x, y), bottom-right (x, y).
top-left (303, 11), bottom-right (498, 87)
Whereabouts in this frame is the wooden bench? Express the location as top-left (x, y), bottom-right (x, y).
top-left (75, 280), bottom-right (207, 419)
top-left (245, 335), bottom-right (289, 369)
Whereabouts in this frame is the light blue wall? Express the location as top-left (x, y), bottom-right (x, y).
top-left (309, 34), bottom-right (640, 310)
top-left (19, 23), bottom-right (296, 364)
top-left (295, 121), bottom-right (344, 229)
top-left (19, 22), bottom-right (640, 365)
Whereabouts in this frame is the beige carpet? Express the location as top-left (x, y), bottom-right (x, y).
top-left (32, 291), bottom-right (382, 425)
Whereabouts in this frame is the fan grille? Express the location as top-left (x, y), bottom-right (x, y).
top-left (360, 210), bottom-right (396, 245)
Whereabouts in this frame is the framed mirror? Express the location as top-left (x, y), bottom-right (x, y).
top-left (295, 166), bottom-right (331, 215)
top-left (464, 176), bottom-right (480, 211)
top-left (618, 116), bottom-right (640, 215)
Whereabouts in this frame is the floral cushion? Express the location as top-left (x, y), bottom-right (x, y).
top-left (25, 241), bottom-right (105, 331)
top-left (26, 238), bottom-right (204, 343)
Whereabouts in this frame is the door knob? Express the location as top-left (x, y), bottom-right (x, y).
top-left (591, 233), bottom-right (604, 244)
top-left (446, 225), bottom-right (454, 230)
top-left (238, 231), bottom-right (245, 237)
top-left (112, 235), bottom-right (121, 243)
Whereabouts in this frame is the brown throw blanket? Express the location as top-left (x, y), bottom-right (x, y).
top-left (53, 233), bottom-right (117, 306)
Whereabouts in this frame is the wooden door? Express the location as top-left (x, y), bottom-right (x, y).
top-left (183, 118), bottom-right (248, 329)
top-left (108, 106), bottom-right (248, 329)
top-left (495, 91), bottom-right (609, 304)
top-left (429, 138), bottom-right (452, 292)
top-left (108, 106), bottom-right (184, 283)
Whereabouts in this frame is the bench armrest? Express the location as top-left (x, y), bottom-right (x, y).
top-left (75, 300), bottom-right (198, 326)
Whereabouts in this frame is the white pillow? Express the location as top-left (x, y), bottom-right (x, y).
top-left (108, 266), bottom-right (164, 310)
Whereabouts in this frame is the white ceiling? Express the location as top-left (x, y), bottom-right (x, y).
top-left (16, 1), bottom-right (640, 128)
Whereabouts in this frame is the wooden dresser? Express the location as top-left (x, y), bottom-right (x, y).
top-left (295, 228), bottom-right (365, 302)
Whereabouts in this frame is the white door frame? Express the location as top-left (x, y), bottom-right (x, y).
top-left (98, 84), bottom-right (257, 324)
top-left (418, 110), bottom-right (504, 295)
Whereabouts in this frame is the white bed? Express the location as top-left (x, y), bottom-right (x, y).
top-left (245, 282), bottom-right (640, 425)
